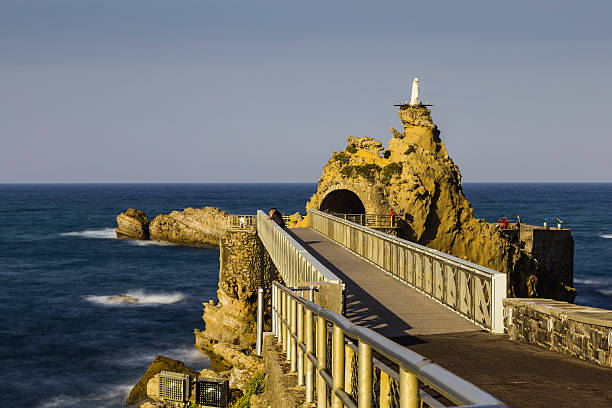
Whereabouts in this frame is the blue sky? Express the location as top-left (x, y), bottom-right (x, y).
top-left (1, 1), bottom-right (611, 182)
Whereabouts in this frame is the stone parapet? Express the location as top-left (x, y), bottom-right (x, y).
top-left (504, 298), bottom-right (612, 367)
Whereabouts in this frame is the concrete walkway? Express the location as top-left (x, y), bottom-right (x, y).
top-left (290, 228), bottom-right (612, 408)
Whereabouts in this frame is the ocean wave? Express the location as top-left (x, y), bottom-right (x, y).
top-left (60, 228), bottom-right (116, 239)
top-left (38, 383), bottom-right (133, 408)
top-left (574, 277), bottom-right (612, 285)
top-left (129, 239), bottom-right (175, 247)
top-left (600, 234), bottom-right (612, 239)
top-left (84, 289), bottom-right (185, 307)
top-left (597, 289), bottom-right (612, 297)
top-left (116, 345), bottom-right (210, 369)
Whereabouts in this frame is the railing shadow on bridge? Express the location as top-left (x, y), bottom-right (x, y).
top-left (287, 229), bottom-right (421, 344)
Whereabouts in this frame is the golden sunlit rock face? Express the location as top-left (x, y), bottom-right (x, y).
top-left (307, 105), bottom-right (574, 300)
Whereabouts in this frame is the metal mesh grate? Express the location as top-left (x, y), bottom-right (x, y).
top-left (159, 371), bottom-right (190, 402)
top-left (390, 377), bottom-right (400, 408)
top-left (350, 351), bottom-right (359, 402)
top-left (372, 366), bottom-right (381, 408)
top-left (195, 377), bottom-right (229, 407)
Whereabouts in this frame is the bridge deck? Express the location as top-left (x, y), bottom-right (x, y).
top-left (290, 228), bottom-right (612, 408)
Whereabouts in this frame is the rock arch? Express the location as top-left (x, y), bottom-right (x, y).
top-left (319, 189), bottom-right (366, 214)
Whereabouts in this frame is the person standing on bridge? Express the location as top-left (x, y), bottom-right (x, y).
top-left (267, 208), bottom-right (286, 229)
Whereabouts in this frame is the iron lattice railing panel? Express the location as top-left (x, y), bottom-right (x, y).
top-left (308, 209), bottom-right (507, 333)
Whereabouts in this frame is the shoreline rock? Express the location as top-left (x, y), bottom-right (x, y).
top-left (126, 355), bottom-right (198, 406)
top-left (149, 207), bottom-right (230, 247)
top-left (115, 208), bottom-right (150, 240)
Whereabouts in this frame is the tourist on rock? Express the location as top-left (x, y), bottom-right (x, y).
top-left (267, 208), bottom-right (286, 229)
top-left (499, 215), bottom-right (509, 229)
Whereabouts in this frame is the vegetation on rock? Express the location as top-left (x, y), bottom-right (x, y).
top-left (332, 152), bottom-right (351, 165)
top-left (346, 145), bottom-right (358, 154)
top-left (381, 162), bottom-right (403, 185)
top-left (230, 372), bottom-right (264, 408)
top-left (340, 163), bottom-right (381, 181)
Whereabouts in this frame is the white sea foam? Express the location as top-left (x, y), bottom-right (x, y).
top-left (61, 228), bottom-right (116, 239)
top-left (597, 289), bottom-right (612, 297)
top-left (116, 345), bottom-right (210, 369)
top-left (129, 239), bottom-right (175, 247)
top-left (38, 383), bottom-right (133, 408)
top-left (574, 277), bottom-right (611, 285)
top-left (84, 289), bottom-right (185, 307)
top-left (600, 234), bottom-right (612, 239)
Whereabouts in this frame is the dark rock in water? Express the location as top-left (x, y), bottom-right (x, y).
top-left (106, 294), bottom-right (139, 304)
top-left (115, 208), bottom-right (150, 240)
top-left (126, 355), bottom-right (198, 405)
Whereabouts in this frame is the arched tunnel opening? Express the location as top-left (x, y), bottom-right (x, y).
top-left (319, 189), bottom-right (366, 214)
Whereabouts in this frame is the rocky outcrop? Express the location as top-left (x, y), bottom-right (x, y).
top-left (149, 207), bottom-right (230, 247)
top-left (306, 104), bottom-right (574, 301)
top-left (115, 208), bottom-right (150, 239)
top-left (126, 355), bottom-right (198, 405)
top-left (195, 230), bottom-right (279, 355)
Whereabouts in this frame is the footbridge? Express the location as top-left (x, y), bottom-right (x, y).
top-left (253, 210), bottom-right (612, 408)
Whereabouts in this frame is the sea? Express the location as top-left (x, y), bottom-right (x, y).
top-left (1, 183), bottom-right (611, 407)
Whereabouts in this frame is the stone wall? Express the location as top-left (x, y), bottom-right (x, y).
top-left (504, 298), bottom-right (612, 367)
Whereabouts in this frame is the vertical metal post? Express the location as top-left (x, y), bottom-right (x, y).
top-left (256, 287), bottom-right (264, 356)
top-left (297, 302), bottom-right (304, 385)
top-left (305, 309), bottom-right (314, 403)
top-left (281, 291), bottom-right (287, 351)
top-left (358, 341), bottom-right (372, 408)
top-left (332, 325), bottom-right (345, 408)
top-left (399, 366), bottom-right (419, 408)
top-left (290, 296), bottom-right (297, 372)
top-left (316, 316), bottom-right (327, 408)
top-left (285, 292), bottom-right (291, 361)
top-left (271, 284), bottom-right (277, 336)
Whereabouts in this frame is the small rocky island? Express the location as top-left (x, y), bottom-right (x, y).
top-left (118, 90), bottom-right (576, 407)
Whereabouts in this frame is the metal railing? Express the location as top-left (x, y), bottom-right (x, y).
top-left (271, 281), bottom-right (506, 408)
top-left (227, 214), bottom-right (296, 231)
top-left (309, 210), bottom-right (507, 333)
top-left (257, 210), bottom-right (342, 286)
top-left (226, 214), bottom-right (257, 231)
top-left (333, 213), bottom-right (400, 229)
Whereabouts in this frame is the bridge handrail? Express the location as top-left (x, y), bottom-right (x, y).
top-left (272, 281), bottom-right (506, 407)
top-left (308, 209), bottom-right (507, 333)
top-left (257, 210), bottom-right (342, 286)
top-left (333, 212), bottom-right (400, 228)
top-left (226, 214), bottom-right (257, 230)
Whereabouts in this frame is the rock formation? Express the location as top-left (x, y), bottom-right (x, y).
top-left (126, 355), bottom-right (198, 405)
top-left (195, 229), bottom-right (278, 355)
top-left (115, 208), bottom-right (150, 240)
top-left (306, 104), bottom-right (575, 301)
top-left (149, 207), bottom-right (230, 247)
top-left (106, 294), bottom-right (139, 304)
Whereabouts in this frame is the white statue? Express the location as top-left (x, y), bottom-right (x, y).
top-left (409, 77), bottom-right (420, 106)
